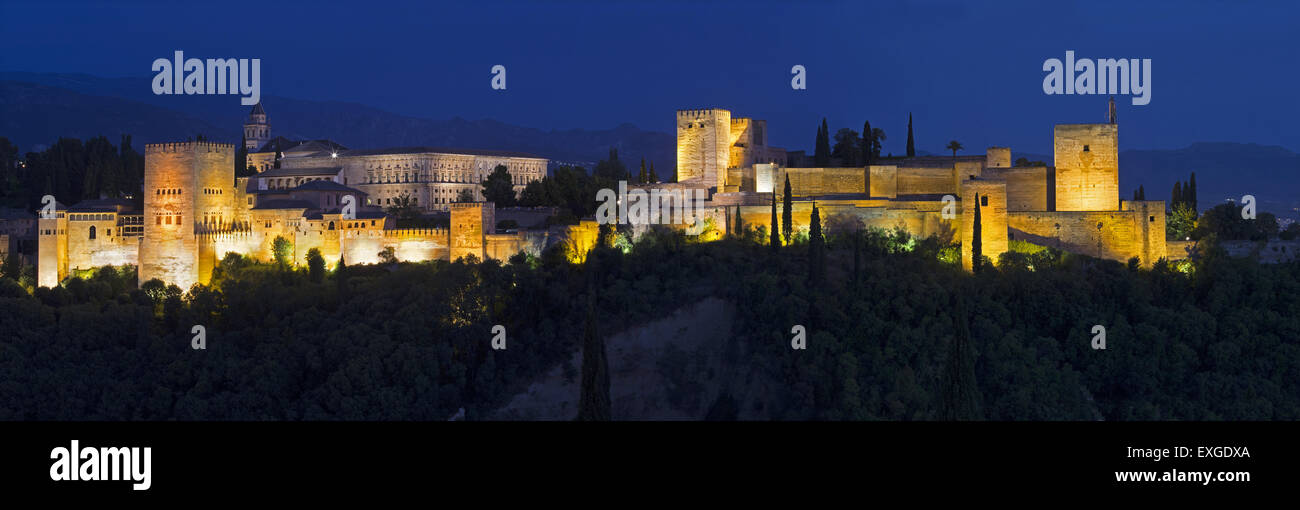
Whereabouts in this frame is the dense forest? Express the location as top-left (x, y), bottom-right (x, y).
top-left (1, 220), bottom-right (1298, 420)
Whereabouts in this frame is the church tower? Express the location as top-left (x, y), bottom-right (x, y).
top-left (244, 102), bottom-right (269, 151)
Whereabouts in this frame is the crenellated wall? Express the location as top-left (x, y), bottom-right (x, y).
top-left (1005, 200), bottom-right (1164, 267)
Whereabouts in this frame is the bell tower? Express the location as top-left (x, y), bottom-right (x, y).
top-left (244, 102), bottom-right (269, 151)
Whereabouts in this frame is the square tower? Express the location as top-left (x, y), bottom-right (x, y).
top-left (961, 178), bottom-right (1008, 271)
top-left (139, 142), bottom-right (234, 290)
top-left (676, 108), bottom-right (731, 192)
top-left (450, 202), bottom-right (494, 261)
top-left (1054, 124), bottom-right (1118, 211)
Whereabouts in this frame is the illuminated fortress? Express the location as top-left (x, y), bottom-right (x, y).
top-left (38, 105), bottom-right (579, 290)
top-left (664, 99), bottom-right (1166, 271)
top-left (38, 100), bottom-right (1167, 289)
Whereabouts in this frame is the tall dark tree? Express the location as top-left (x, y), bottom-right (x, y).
top-left (940, 294), bottom-right (983, 420)
top-left (734, 206), bottom-right (743, 238)
top-left (1188, 172), bottom-right (1198, 212)
top-left (861, 121), bottom-right (873, 166)
top-left (782, 174), bottom-right (793, 246)
top-left (972, 193), bottom-right (983, 273)
top-left (480, 164), bottom-right (517, 206)
top-left (638, 158), bottom-right (647, 184)
top-left (236, 135), bottom-right (248, 182)
top-left (831, 128), bottom-right (862, 167)
top-left (576, 280), bottom-right (611, 421)
top-left (814, 119), bottom-right (831, 167)
top-left (906, 113), bottom-right (916, 157)
top-left (1172, 181), bottom-right (1183, 209)
top-left (273, 148), bottom-right (283, 169)
top-left (808, 202), bottom-right (824, 285)
top-left (648, 161), bottom-right (658, 183)
top-left (769, 192), bottom-right (779, 252)
top-left (1138, 185), bottom-right (1145, 201)
top-left (306, 248), bottom-right (325, 283)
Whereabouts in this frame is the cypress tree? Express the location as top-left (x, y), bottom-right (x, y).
top-left (335, 253), bottom-right (348, 294)
top-left (1172, 182), bottom-right (1182, 209)
top-left (862, 120), bottom-right (873, 166)
top-left (770, 193), bottom-right (779, 252)
top-left (576, 280), bottom-right (611, 421)
top-left (236, 134), bottom-right (248, 181)
top-left (734, 206), bottom-right (743, 238)
top-left (1188, 172), bottom-right (1197, 212)
top-left (906, 113), bottom-right (915, 157)
top-left (815, 119), bottom-right (831, 166)
top-left (273, 148), bottom-right (283, 169)
top-left (940, 294), bottom-right (983, 420)
top-left (808, 202), bottom-right (824, 285)
top-left (648, 161), bottom-right (658, 183)
top-left (972, 193), bottom-right (983, 273)
top-left (638, 158), bottom-right (647, 184)
top-left (1138, 185), bottom-right (1145, 201)
top-left (782, 174), bottom-right (793, 246)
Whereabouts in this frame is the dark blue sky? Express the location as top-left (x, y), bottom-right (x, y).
top-left (4, 0), bottom-right (1298, 155)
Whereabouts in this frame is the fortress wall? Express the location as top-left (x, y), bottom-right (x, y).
top-left (1054, 124), bottom-right (1119, 211)
top-left (961, 180), bottom-right (1009, 271)
top-left (63, 216), bottom-right (137, 274)
top-left (486, 231), bottom-right (549, 260)
top-left (897, 166), bottom-right (955, 195)
top-left (984, 165), bottom-right (1050, 212)
top-left (1121, 200), bottom-right (1166, 267)
top-left (868, 165), bottom-right (897, 198)
top-left (339, 228), bottom-right (449, 264)
top-left (733, 200), bottom-right (953, 242)
top-left (778, 168), bottom-right (866, 197)
top-left (1007, 210), bottom-right (1142, 263)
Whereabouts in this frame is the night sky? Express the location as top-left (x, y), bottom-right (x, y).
top-left (4, 0), bottom-right (1298, 155)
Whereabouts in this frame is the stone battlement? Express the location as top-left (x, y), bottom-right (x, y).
top-left (677, 108), bottom-right (728, 119)
top-left (145, 141), bottom-right (236, 153)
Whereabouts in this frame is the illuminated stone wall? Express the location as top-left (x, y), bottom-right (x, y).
top-left (984, 165), bottom-right (1050, 212)
top-left (777, 168), bottom-right (866, 197)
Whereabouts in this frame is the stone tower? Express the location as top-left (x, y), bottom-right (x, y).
top-left (139, 142), bottom-right (235, 290)
top-left (676, 109), bottom-right (731, 192)
top-left (244, 102), bottom-right (269, 151)
top-left (1053, 123), bottom-right (1119, 211)
top-left (450, 202), bottom-right (494, 261)
top-left (961, 178), bottom-right (1008, 271)
top-left (36, 204), bottom-right (67, 288)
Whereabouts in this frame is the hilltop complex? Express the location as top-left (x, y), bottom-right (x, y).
top-left (37, 100), bottom-right (1169, 289)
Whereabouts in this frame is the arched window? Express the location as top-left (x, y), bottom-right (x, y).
top-left (88, 225), bottom-right (96, 239)
top-left (328, 221), bottom-right (335, 230)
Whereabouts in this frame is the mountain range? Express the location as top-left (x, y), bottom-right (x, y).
top-left (2, 72), bottom-right (1296, 218)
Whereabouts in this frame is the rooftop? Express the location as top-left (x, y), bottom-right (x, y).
top-left (338, 146), bottom-right (544, 159)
